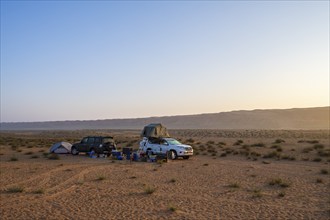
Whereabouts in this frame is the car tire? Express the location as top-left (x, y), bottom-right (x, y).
top-left (169, 150), bottom-right (177, 160)
top-left (146, 149), bottom-right (152, 158)
top-left (183, 156), bottom-right (189, 160)
top-left (71, 147), bottom-right (79, 155)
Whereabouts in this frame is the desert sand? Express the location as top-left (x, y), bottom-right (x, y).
top-left (0, 129), bottom-right (329, 220)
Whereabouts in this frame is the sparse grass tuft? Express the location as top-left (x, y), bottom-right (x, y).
top-left (252, 189), bottom-right (262, 198)
top-left (170, 178), bottom-right (176, 183)
top-left (316, 178), bottom-right (324, 183)
top-left (48, 154), bottom-right (60, 160)
top-left (313, 158), bottom-right (322, 162)
top-left (228, 182), bottom-right (240, 188)
top-left (234, 140), bottom-right (243, 146)
top-left (203, 163), bottom-right (209, 166)
top-left (7, 186), bottom-right (24, 193)
top-left (9, 156), bottom-right (18, 161)
top-left (33, 189), bottom-right (45, 194)
top-left (168, 205), bottom-right (177, 212)
top-left (313, 144), bottom-right (324, 150)
top-left (269, 178), bottom-right (290, 188)
top-left (278, 192), bottom-right (286, 197)
top-left (97, 175), bottom-right (106, 181)
top-left (274, 139), bottom-right (285, 144)
top-left (30, 155), bottom-right (39, 159)
top-left (145, 186), bottom-right (156, 194)
top-left (320, 169), bottom-right (329, 175)
top-left (251, 143), bottom-right (266, 147)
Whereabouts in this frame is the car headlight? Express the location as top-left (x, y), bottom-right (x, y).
top-left (99, 144), bottom-right (103, 148)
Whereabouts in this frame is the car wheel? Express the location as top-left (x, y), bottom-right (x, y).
top-left (71, 147), bottom-right (79, 155)
top-left (146, 149), bottom-right (152, 158)
top-left (169, 150), bottom-right (177, 160)
top-left (183, 156), bottom-right (189, 160)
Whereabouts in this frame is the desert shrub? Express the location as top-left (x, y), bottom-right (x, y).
top-left (274, 139), bottom-right (285, 144)
top-left (7, 186), bottom-right (24, 193)
top-left (170, 178), bottom-right (176, 183)
top-left (316, 178), bottom-right (323, 183)
top-left (203, 163), bottom-right (209, 166)
top-left (302, 147), bottom-right (313, 153)
top-left (43, 152), bottom-right (49, 157)
top-left (228, 183), bottom-right (240, 188)
top-left (24, 151), bottom-right (34, 155)
top-left (320, 169), bottom-right (329, 175)
top-left (168, 205), bottom-right (177, 212)
top-left (145, 186), bottom-right (156, 194)
top-left (218, 141), bottom-right (226, 146)
top-left (313, 158), bottom-right (322, 162)
top-left (9, 156), bottom-right (18, 161)
top-left (314, 144), bottom-right (324, 150)
top-left (48, 154), bottom-right (60, 160)
top-left (195, 152), bottom-right (200, 155)
top-left (30, 155), bottom-right (39, 159)
top-left (278, 192), bottom-right (285, 197)
top-left (250, 151), bottom-right (261, 157)
top-left (211, 152), bottom-right (217, 156)
top-left (276, 147), bottom-right (283, 152)
top-left (220, 152), bottom-right (227, 157)
top-left (97, 175), bottom-right (106, 181)
top-left (251, 143), bottom-right (266, 148)
top-left (234, 140), bottom-right (243, 146)
top-left (318, 150), bottom-right (330, 157)
top-left (263, 151), bottom-right (280, 159)
top-left (252, 189), bottom-right (262, 198)
top-left (269, 178), bottom-right (290, 188)
top-left (11, 145), bottom-right (19, 151)
top-left (186, 138), bottom-right (195, 143)
top-left (307, 140), bottom-right (319, 144)
top-left (207, 140), bottom-right (215, 145)
top-left (33, 189), bottom-right (45, 194)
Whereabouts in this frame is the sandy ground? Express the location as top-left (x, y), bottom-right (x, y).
top-left (0, 130), bottom-right (329, 220)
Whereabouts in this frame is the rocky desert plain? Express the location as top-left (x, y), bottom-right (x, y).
top-left (0, 129), bottom-right (329, 220)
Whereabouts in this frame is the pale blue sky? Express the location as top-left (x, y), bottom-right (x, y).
top-left (1, 1), bottom-right (329, 122)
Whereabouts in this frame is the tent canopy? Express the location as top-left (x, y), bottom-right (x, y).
top-left (141, 123), bottom-right (170, 138)
top-left (49, 142), bottom-right (72, 154)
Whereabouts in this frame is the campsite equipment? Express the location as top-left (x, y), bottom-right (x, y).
top-left (112, 150), bottom-right (121, 157)
top-left (133, 152), bottom-right (139, 161)
top-left (123, 147), bottom-right (133, 155)
top-left (89, 151), bottom-right (97, 158)
top-left (49, 142), bottom-right (72, 154)
top-left (141, 123), bottom-right (170, 138)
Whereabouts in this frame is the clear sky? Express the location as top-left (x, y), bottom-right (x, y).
top-left (1, 1), bottom-right (329, 122)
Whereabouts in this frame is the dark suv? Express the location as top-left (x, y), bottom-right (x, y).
top-left (71, 136), bottom-right (116, 156)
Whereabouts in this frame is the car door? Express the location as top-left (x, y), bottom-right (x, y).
top-left (86, 137), bottom-right (95, 151)
top-left (78, 137), bottom-right (88, 152)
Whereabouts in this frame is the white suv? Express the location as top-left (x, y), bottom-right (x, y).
top-left (139, 137), bottom-right (193, 160)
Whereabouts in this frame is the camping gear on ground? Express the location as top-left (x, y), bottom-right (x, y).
top-left (148, 155), bottom-right (157, 162)
top-left (122, 147), bottom-right (132, 155)
top-left (133, 152), bottom-right (139, 161)
top-left (112, 150), bottom-right (121, 157)
top-left (89, 151), bottom-right (97, 158)
top-left (141, 123), bottom-right (170, 138)
top-left (49, 142), bottom-right (72, 154)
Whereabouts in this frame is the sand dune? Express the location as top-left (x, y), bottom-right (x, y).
top-left (1, 106), bottom-right (329, 130)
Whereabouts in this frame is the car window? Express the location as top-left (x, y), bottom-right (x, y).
top-left (167, 139), bottom-right (181, 145)
top-left (82, 138), bottom-right (88, 143)
top-left (95, 137), bottom-right (101, 143)
top-left (87, 137), bottom-right (95, 144)
top-left (103, 138), bottom-right (114, 144)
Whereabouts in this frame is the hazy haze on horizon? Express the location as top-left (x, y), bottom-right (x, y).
top-left (1, 1), bottom-right (329, 122)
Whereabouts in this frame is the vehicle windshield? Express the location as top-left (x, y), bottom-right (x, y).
top-left (166, 139), bottom-right (181, 145)
top-left (103, 138), bottom-right (114, 144)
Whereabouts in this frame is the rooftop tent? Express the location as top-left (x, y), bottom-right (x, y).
top-left (49, 142), bottom-right (72, 154)
top-left (141, 123), bottom-right (170, 138)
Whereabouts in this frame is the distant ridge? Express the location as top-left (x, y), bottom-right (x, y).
top-left (1, 107), bottom-right (329, 130)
